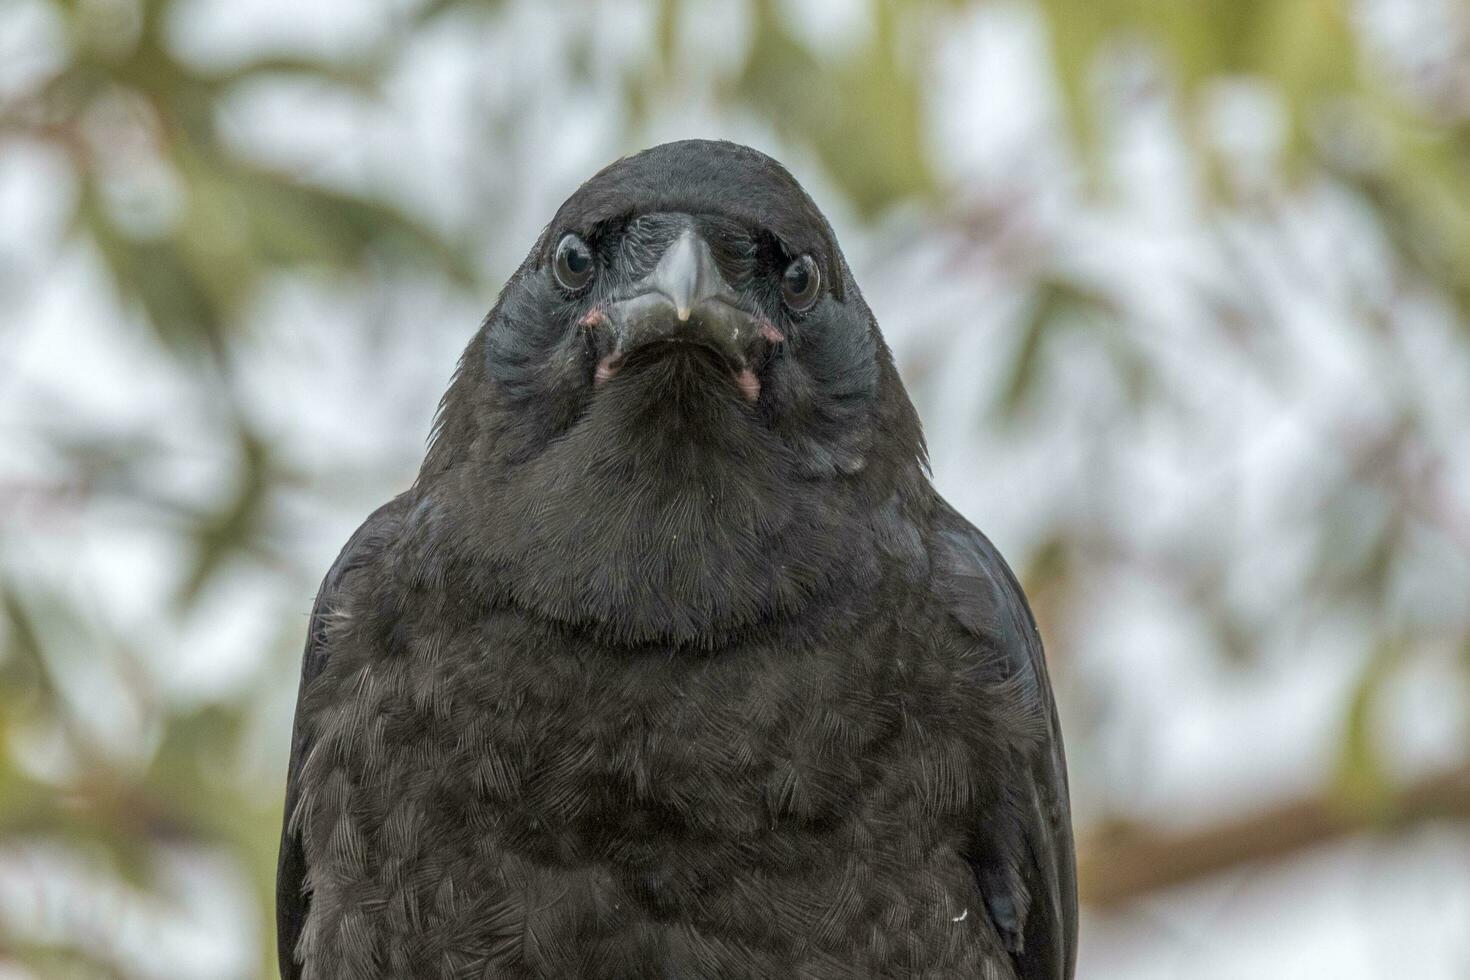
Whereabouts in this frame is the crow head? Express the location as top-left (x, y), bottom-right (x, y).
top-left (415, 141), bottom-right (927, 644)
top-left (565, 213), bottom-right (798, 404)
top-left (428, 140), bottom-right (914, 476)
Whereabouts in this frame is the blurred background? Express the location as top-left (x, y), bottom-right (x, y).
top-left (2, 0), bottom-right (1469, 976)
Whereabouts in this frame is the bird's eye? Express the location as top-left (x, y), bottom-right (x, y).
top-left (781, 255), bottom-right (820, 311)
top-left (554, 234), bottom-right (596, 291)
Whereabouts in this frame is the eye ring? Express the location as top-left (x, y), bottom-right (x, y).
top-left (781, 254), bottom-right (820, 312)
top-left (553, 233), bottom-right (596, 291)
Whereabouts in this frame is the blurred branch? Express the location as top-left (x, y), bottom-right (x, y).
top-left (1077, 762), bottom-right (1470, 908)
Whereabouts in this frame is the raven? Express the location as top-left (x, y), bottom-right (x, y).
top-left (278, 140), bottom-right (1076, 980)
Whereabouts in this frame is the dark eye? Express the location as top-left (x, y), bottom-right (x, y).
top-left (554, 233), bottom-right (596, 291)
top-left (781, 254), bottom-right (820, 311)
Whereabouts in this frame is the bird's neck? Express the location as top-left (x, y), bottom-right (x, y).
top-left (416, 422), bottom-right (883, 647)
top-left (411, 346), bottom-right (932, 648)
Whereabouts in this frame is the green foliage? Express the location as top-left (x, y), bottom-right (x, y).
top-left (733, 0), bottom-right (934, 216)
top-left (1336, 638), bottom-right (1400, 816)
top-left (1035, 0), bottom-right (1358, 158)
top-left (2, 0), bottom-right (1468, 975)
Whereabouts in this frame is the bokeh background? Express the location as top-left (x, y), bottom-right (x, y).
top-left (3, 0), bottom-right (1469, 976)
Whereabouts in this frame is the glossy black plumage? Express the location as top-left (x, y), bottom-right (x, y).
top-left (277, 140), bottom-right (1076, 979)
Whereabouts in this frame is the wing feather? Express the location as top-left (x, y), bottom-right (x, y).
top-left (934, 502), bottom-right (1077, 980)
top-left (277, 495), bottom-right (407, 980)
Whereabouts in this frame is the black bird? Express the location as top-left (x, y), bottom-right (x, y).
top-left (278, 140), bottom-right (1076, 980)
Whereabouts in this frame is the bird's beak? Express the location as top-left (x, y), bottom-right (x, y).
top-left (582, 229), bottom-right (783, 400)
